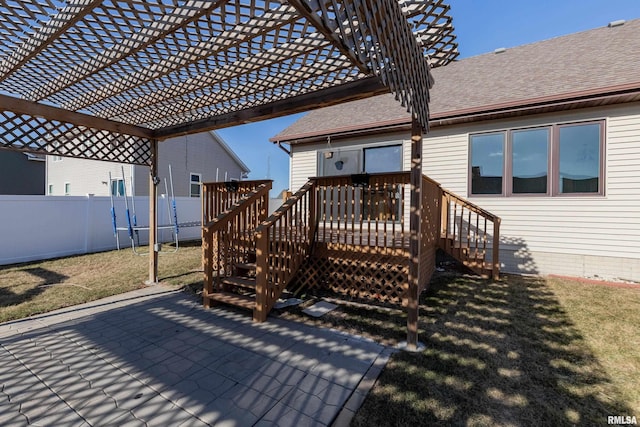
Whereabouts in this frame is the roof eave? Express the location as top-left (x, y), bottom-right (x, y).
top-left (430, 82), bottom-right (640, 127)
top-left (276, 82), bottom-right (640, 143)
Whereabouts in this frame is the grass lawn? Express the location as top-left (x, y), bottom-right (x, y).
top-left (0, 242), bottom-right (203, 323)
top-left (279, 273), bottom-right (640, 426)
top-left (1, 247), bottom-right (638, 425)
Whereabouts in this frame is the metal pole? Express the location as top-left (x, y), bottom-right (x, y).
top-left (130, 166), bottom-right (139, 246)
top-left (121, 166), bottom-right (134, 247)
top-left (108, 171), bottom-right (120, 250)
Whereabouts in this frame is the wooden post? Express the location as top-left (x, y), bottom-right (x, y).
top-left (254, 230), bottom-right (268, 322)
top-left (203, 228), bottom-right (213, 308)
top-left (148, 139), bottom-right (159, 285)
top-left (407, 118), bottom-right (423, 350)
top-left (308, 183), bottom-right (316, 243)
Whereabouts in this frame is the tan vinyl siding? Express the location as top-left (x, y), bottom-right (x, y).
top-left (290, 148), bottom-right (317, 192)
top-left (289, 101), bottom-right (640, 280)
top-left (423, 102), bottom-right (640, 278)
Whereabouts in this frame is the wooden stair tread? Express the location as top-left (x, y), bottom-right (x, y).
top-left (207, 291), bottom-right (255, 310)
top-left (221, 276), bottom-right (256, 289)
top-left (236, 262), bottom-right (257, 271)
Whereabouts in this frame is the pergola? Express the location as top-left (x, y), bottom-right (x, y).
top-left (0, 0), bottom-right (458, 344)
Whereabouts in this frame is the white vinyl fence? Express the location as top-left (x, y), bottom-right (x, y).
top-left (0, 195), bottom-right (202, 266)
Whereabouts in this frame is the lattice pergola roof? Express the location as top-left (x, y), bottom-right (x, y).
top-left (0, 0), bottom-right (458, 165)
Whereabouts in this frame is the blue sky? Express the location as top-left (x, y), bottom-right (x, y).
top-left (218, 0), bottom-right (640, 195)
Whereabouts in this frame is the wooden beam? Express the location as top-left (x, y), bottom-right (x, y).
top-left (286, 0), bottom-right (370, 75)
top-left (0, 93), bottom-right (154, 140)
top-left (148, 139), bottom-right (159, 285)
top-left (407, 117), bottom-right (423, 350)
top-left (154, 77), bottom-right (388, 139)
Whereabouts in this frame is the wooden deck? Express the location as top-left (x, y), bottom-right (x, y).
top-left (201, 173), bottom-right (501, 321)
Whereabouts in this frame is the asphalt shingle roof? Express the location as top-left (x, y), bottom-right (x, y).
top-left (273, 18), bottom-right (640, 143)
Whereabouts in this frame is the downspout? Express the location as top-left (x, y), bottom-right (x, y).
top-left (275, 140), bottom-right (291, 156)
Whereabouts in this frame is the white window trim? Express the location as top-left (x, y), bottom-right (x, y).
top-left (64, 182), bottom-right (71, 196)
top-left (190, 173), bottom-right (202, 198)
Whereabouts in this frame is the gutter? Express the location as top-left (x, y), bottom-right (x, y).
top-left (274, 82), bottom-right (640, 144)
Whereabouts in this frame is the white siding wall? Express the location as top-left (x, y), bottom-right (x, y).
top-left (290, 102), bottom-right (640, 281)
top-left (47, 158), bottom-right (133, 196)
top-left (47, 133), bottom-right (247, 197)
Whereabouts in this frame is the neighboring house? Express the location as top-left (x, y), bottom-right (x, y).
top-left (0, 151), bottom-right (45, 195)
top-left (47, 131), bottom-right (249, 197)
top-left (272, 19), bottom-right (640, 281)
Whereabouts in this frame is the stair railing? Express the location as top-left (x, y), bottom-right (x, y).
top-left (202, 180), bottom-right (272, 224)
top-left (253, 180), bottom-right (316, 321)
top-left (202, 182), bottom-right (271, 307)
top-left (440, 188), bottom-right (501, 278)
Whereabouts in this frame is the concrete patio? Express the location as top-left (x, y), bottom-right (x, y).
top-left (0, 287), bottom-right (391, 426)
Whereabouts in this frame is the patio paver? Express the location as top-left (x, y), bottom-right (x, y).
top-left (0, 286), bottom-right (386, 426)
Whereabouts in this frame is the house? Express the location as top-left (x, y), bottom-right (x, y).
top-left (0, 151), bottom-right (45, 195)
top-left (46, 131), bottom-right (249, 197)
top-left (272, 19), bottom-right (640, 282)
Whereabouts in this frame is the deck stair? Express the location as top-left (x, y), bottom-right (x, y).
top-left (210, 250), bottom-right (258, 310)
top-left (439, 189), bottom-right (500, 278)
top-left (202, 180), bottom-right (316, 320)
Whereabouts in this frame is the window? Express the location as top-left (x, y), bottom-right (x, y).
top-left (48, 184), bottom-right (53, 195)
top-left (111, 179), bottom-right (125, 196)
top-left (190, 173), bottom-right (201, 197)
top-left (512, 128), bottom-right (549, 194)
top-left (469, 121), bottom-right (604, 197)
top-left (64, 183), bottom-right (70, 196)
top-left (470, 133), bottom-right (504, 195)
top-left (364, 145), bottom-right (402, 173)
top-left (319, 144), bottom-right (403, 176)
top-left (558, 123), bottom-right (601, 194)
top-left (320, 148), bottom-right (360, 176)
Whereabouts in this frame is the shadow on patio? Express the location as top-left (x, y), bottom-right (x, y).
top-left (0, 290), bottom-right (383, 426)
top-left (351, 274), bottom-right (632, 426)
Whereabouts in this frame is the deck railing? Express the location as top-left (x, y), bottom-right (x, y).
top-left (419, 175), bottom-right (443, 290)
top-left (202, 182), bottom-right (270, 307)
top-left (310, 172), bottom-right (410, 252)
top-left (253, 180), bottom-right (316, 321)
top-left (440, 188), bottom-right (501, 278)
top-left (202, 180), bottom-right (272, 224)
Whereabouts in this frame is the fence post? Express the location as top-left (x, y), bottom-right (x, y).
top-left (492, 217), bottom-right (501, 280)
top-left (84, 194), bottom-right (94, 254)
